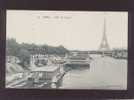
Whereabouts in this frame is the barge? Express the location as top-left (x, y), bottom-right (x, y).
top-left (27, 65), bottom-right (65, 88)
top-left (65, 52), bottom-right (91, 69)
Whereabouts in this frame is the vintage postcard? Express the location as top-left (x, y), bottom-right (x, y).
top-left (6, 10), bottom-right (128, 89)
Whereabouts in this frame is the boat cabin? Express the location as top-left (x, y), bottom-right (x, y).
top-left (28, 66), bottom-right (61, 84)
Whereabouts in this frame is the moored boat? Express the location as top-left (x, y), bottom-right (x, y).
top-left (27, 65), bottom-right (65, 88)
top-left (65, 52), bottom-right (91, 69)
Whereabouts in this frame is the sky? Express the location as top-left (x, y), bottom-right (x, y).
top-left (6, 10), bottom-right (128, 51)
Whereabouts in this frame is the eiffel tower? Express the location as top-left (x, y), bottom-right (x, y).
top-left (99, 17), bottom-right (110, 51)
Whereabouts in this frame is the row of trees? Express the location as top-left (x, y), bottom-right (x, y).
top-left (6, 38), bottom-right (69, 68)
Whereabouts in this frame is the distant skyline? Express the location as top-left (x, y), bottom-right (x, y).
top-left (7, 10), bottom-right (128, 50)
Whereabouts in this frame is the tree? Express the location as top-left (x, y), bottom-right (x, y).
top-left (6, 38), bottom-right (69, 68)
top-left (6, 38), bottom-right (20, 56)
top-left (17, 49), bottom-right (30, 68)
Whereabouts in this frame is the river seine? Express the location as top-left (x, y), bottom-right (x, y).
top-left (60, 55), bottom-right (127, 90)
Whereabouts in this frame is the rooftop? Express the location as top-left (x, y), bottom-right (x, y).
top-left (31, 65), bottom-right (59, 72)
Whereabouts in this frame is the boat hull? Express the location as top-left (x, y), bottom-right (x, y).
top-left (64, 63), bottom-right (90, 71)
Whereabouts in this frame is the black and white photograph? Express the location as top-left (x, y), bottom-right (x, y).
top-left (6, 10), bottom-right (128, 89)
